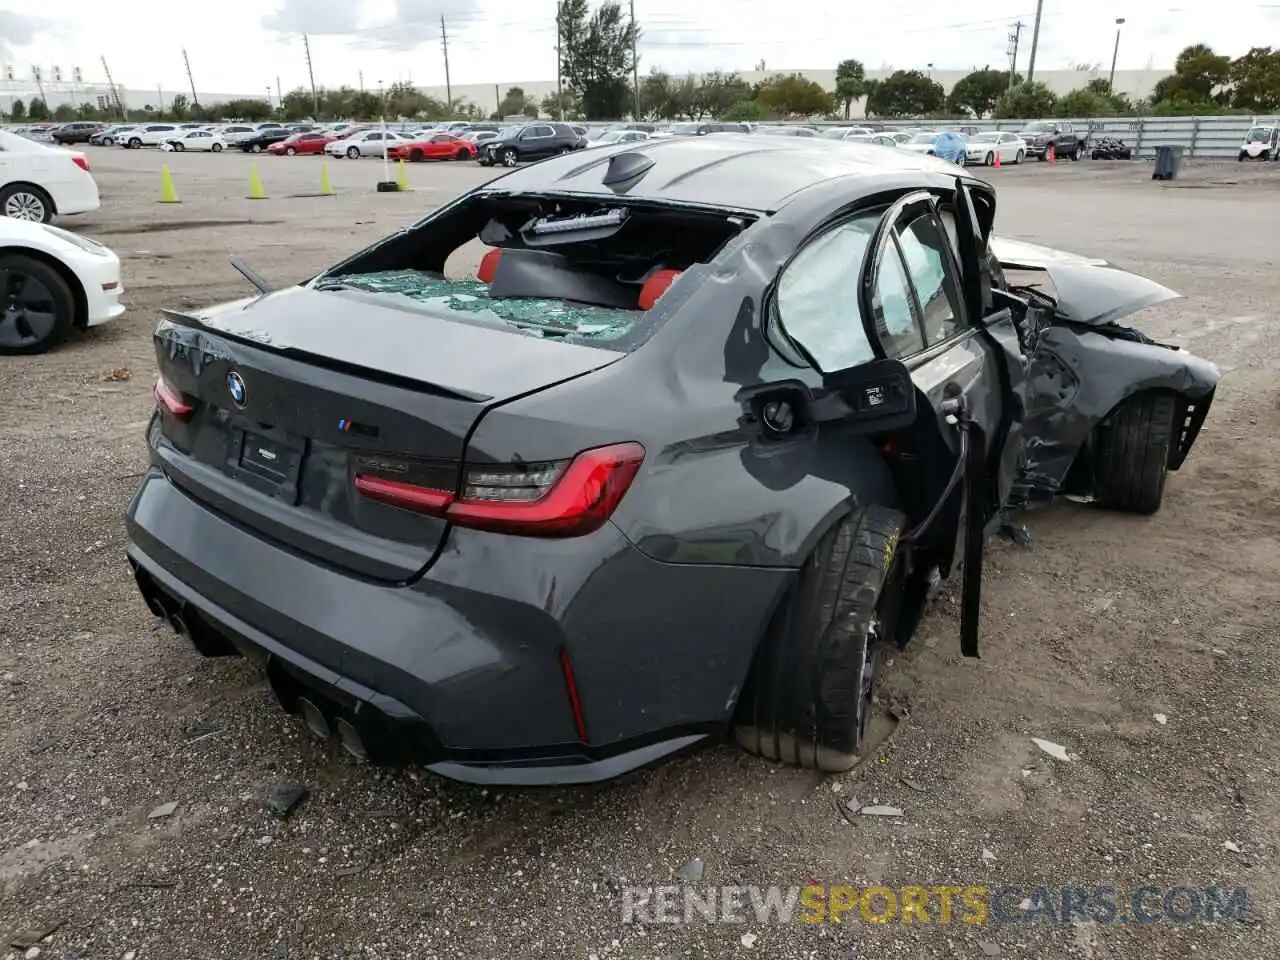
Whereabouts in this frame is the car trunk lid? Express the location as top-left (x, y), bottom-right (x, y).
top-left (151, 286), bottom-right (624, 582)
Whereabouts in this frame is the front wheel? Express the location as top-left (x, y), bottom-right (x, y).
top-left (285, 146), bottom-right (297, 156)
top-left (409, 148), bottom-right (424, 162)
top-left (1093, 391), bottom-right (1179, 515)
top-left (128, 138), bottom-right (142, 149)
top-left (347, 146), bottom-right (360, 159)
top-left (502, 148), bottom-right (519, 167)
top-left (985, 152), bottom-right (994, 166)
top-left (1015, 149), bottom-right (1024, 164)
top-left (1071, 145), bottom-right (1082, 161)
top-left (0, 252), bottom-right (77, 355)
top-left (172, 142), bottom-right (185, 152)
top-left (734, 506), bottom-right (907, 771)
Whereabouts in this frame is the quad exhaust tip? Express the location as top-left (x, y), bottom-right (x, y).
top-left (335, 718), bottom-right (368, 761)
top-left (296, 697), bottom-right (331, 740)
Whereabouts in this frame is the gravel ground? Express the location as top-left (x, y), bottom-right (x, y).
top-left (2, 148), bottom-right (1279, 960)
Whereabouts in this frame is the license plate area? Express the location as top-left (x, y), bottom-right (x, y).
top-left (225, 423), bottom-right (306, 504)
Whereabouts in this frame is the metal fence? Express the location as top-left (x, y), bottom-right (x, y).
top-left (575, 115), bottom-right (1280, 160)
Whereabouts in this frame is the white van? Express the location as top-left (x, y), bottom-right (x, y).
top-left (1238, 125), bottom-right (1279, 161)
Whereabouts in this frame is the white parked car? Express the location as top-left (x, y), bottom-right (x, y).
top-left (0, 216), bottom-right (124, 354)
top-left (819, 126), bottom-right (875, 140)
top-left (325, 130), bottom-right (405, 158)
top-left (585, 129), bottom-right (651, 148)
top-left (900, 131), bottom-right (945, 155)
top-left (162, 129), bottom-right (228, 152)
top-left (120, 124), bottom-right (181, 148)
top-left (964, 131), bottom-right (1027, 166)
top-left (215, 124), bottom-right (260, 145)
top-left (0, 130), bottom-right (100, 224)
top-left (1238, 125), bottom-right (1278, 161)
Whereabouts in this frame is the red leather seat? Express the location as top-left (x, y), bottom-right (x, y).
top-left (638, 269), bottom-right (682, 311)
top-left (477, 248), bottom-right (502, 283)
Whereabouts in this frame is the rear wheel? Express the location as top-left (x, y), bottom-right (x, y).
top-left (502, 147), bottom-right (519, 167)
top-left (0, 253), bottom-right (77, 355)
top-left (455, 148), bottom-right (469, 160)
top-left (211, 142), bottom-right (223, 152)
top-left (1093, 391), bottom-right (1178, 515)
top-left (0, 184), bottom-right (54, 223)
top-left (734, 506), bottom-right (906, 771)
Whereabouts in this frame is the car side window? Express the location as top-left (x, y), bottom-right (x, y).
top-left (871, 243), bottom-right (925, 358)
top-left (773, 214), bottom-right (880, 371)
top-left (896, 213), bottom-right (965, 344)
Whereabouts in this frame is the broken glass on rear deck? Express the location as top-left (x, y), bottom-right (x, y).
top-left (314, 269), bottom-right (639, 341)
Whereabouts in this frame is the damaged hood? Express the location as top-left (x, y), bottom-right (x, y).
top-left (990, 236), bottom-right (1182, 327)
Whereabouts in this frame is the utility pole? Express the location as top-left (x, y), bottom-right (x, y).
top-left (1026, 0), bottom-right (1044, 83)
top-left (303, 34), bottom-right (319, 119)
top-left (629, 0), bottom-right (639, 119)
top-left (157, 82), bottom-right (164, 116)
top-left (101, 55), bottom-right (124, 118)
top-left (555, 5), bottom-right (563, 120)
top-left (1108, 18), bottom-right (1126, 92)
top-left (276, 76), bottom-right (282, 107)
top-left (440, 16), bottom-right (453, 114)
top-left (358, 70), bottom-right (364, 93)
top-left (182, 48), bottom-right (200, 109)
top-left (1007, 21), bottom-right (1024, 91)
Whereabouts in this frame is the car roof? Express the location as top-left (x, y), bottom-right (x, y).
top-left (482, 134), bottom-right (971, 211)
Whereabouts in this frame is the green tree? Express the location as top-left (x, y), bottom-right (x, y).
top-left (76, 102), bottom-right (99, 120)
top-left (637, 70), bottom-right (675, 120)
top-left (862, 78), bottom-right (885, 117)
top-left (722, 98), bottom-right (772, 122)
top-left (1229, 46), bottom-right (1280, 112)
top-left (540, 89), bottom-right (580, 120)
top-left (995, 81), bottom-right (1058, 119)
top-left (320, 86), bottom-right (358, 119)
top-left (671, 74), bottom-right (702, 118)
top-left (224, 98), bottom-right (273, 122)
top-left (558, 0), bottom-right (638, 119)
top-left (834, 58), bottom-right (866, 118)
top-left (697, 70), bottom-right (751, 118)
top-left (947, 68), bottom-right (1018, 118)
top-left (9, 99), bottom-right (26, 122)
top-left (280, 87), bottom-right (316, 121)
top-left (28, 97), bottom-right (49, 120)
top-left (52, 103), bottom-right (75, 122)
top-left (1150, 43), bottom-right (1231, 108)
top-left (754, 73), bottom-right (832, 117)
top-left (170, 94), bottom-right (188, 120)
top-left (522, 103), bottom-right (540, 118)
top-left (350, 91), bottom-right (382, 119)
top-left (1057, 88), bottom-right (1116, 117)
top-left (873, 70), bottom-right (945, 117)
top-left (496, 86), bottom-right (528, 117)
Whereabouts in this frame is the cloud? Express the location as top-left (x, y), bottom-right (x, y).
top-left (0, 11), bottom-right (64, 70)
top-left (352, 0), bottom-right (478, 51)
top-left (263, 0), bottom-right (363, 36)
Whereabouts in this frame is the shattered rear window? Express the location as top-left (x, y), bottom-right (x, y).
top-left (313, 269), bottom-right (639, 342)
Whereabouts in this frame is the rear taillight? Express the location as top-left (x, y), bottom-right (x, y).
top-left (73, 156), bottom-right (90, 172)
top-left (153, 376), bottom-right (193, 421)
top-left (354, 442), bottom-right (645, 538)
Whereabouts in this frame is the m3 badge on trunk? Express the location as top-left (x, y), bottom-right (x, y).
top-left (226, 371), bottom-right (247, 408)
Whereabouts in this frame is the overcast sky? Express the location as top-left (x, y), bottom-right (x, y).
top-left (2, 0), bottom-right (1278, 95)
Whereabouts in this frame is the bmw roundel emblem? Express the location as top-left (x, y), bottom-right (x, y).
top-left (226, 371), bottom-right (247, 408)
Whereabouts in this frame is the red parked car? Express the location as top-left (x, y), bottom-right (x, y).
top-left (267, 132), bottom-right (333, 156)
top-left (386, 133), bottom-right (477, 162)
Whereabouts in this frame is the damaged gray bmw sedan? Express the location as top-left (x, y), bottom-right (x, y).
top-left (124, 136), bottom-right (1219, 784)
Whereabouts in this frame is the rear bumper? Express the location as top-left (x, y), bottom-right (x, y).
top-left (125, 468), bottom-right (790, 784)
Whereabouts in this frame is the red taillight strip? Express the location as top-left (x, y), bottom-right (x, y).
top-left (559, 648), bottom-right (589, 743)
top-left (153, 376), bottom-right (194, 420)
top-left (353, 474), bottom-right (453, 513)
top-left (352, 442), bottom-right (646, 539)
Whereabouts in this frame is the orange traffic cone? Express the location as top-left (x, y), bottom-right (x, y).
top-left (993, 150), bottom-right (1002, 168)
top-left (1047, 143), bottom-right (1056, 163)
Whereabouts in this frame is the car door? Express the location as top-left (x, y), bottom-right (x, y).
top-left (858, 190), bottom-right (1023, 519)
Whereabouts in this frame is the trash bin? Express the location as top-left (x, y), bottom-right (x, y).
top-left (1152, 144), bottom-right (1184, 181)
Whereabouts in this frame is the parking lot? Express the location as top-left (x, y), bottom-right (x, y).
top-left (2, 145), bottom-right (1279, 960)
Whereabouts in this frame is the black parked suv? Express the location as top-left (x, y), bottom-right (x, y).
top-left (52, 122), bottom-right (105, 145)
top-left (1019, 120), bottom-right (1081, 161)
top-left (237, 129), bottom-right (293, 153)
top-left (477, 123), bottom-right (585, 167)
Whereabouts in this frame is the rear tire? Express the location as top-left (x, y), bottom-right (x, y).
top-left (1093, 391), bottom-right (1178, 515)
top-left (0, 253), bottom-right (77, 355)
top-left (455, 148), bottom-right (469, 160)
top-left (211, 142), bottom-right (223, 152)
top-left (734, 506), bottom-right (906, 772)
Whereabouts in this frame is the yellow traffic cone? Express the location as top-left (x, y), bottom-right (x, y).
top-left (247, 164), bottom-right (267, 200)
top-left (319, 160), bottom-right (334, 196)
top-left (159, 164), bottom-right (180, 203)
top-left (396, 158), bottom-right (410, 192)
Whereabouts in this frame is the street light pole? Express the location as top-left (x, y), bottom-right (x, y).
top-left (1108, 18), bottom-right (1126, 91)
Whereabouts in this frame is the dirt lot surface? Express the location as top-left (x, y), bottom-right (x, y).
top-left (2, 148), bottom-right (1278, 960)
